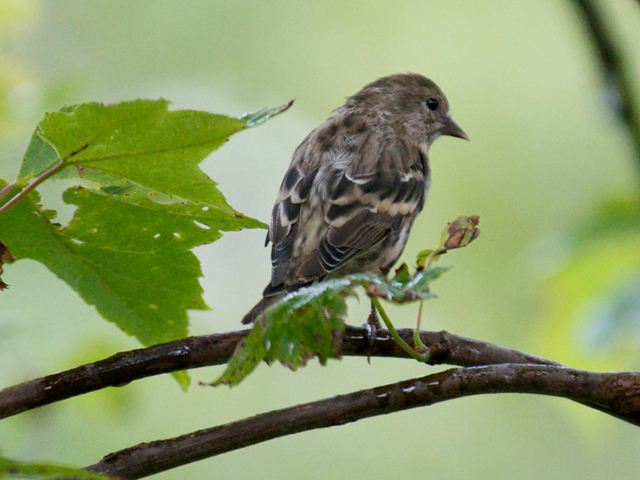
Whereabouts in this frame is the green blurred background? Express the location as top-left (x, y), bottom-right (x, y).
top-left (1, 0), bottom-right (640, 478)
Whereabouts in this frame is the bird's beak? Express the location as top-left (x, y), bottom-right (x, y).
top-left (440, 115), bottom-right (469, 141)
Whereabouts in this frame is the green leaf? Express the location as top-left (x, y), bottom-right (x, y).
top-left (0, 185), bottom-right (197, 387)
top-left (214, 279), bottom-right (352, 386)
top-left (391, 263), bottom-right (412, 284)
top-left (216, 261), bottom-right (454, 386)
top-left (213, 322), bottom-right (268, 386)
top-left (17, 99), bottom-right (289, 227)
top-left (0, 187), bottom-right (199, 342)
top-left (1, 100), bottom-right (291, 358)
top-left (0, 454), bottom-right (108, 479)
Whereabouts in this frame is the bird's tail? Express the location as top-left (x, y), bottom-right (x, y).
top-left (241, 294), bottom-right (283, 324)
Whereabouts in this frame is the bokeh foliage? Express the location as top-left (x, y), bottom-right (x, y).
top-left (0, 1), bottom-right (639, 480)
top-left (541, 193), bottom-right (640, 368)
top-left (0, 454), bottom-right (107, 479)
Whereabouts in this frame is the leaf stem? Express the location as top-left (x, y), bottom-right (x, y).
top-left (370, 296), bottom-right (429, 363)
top-left (0, 161), bottom-right (65, 216)
top-left (421, 247), bottom-right (444, 272)
top-left (0, 182), bottom-right (17, 203)
top-left (413, 300), bottom-right (429, 353)
top-left (412, 248), bottom-right (442, 353)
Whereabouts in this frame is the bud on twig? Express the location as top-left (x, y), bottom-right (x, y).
top-left (441, 215), bottom-right (480, 250)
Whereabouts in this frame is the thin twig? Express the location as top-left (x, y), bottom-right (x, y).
top-left (0, 182), bottom-right (16, 203)
top-left (0, 141), bottom-right (90, 216)
top-left (0, 161), bottom-right (65, 216)
top-left (0, 326), bottom-right (556, 419)
top-left (86, 364), bottom-right (640, 479)
top-left (572, 0), bottom-right (640, 172)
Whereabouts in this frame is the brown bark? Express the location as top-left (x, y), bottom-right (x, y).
top-left (0, 325), bottom-right (556, 419)
top-left (86, 364), bottom-right (640, 479)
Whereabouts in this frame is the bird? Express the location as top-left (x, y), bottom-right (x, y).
top-left (242, 73), bottom-right (468, 324)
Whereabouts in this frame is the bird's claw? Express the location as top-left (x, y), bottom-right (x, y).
top-left (364, 306), bottom-right (381, 364)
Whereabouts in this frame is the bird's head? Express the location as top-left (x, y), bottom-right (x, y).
top-left (346, 73), bottom-right (468, 146)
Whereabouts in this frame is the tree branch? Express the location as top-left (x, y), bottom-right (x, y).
top-left (85, 364), bottom-right (640, 479)
top-left (2, 325), bottom-right (637, 480)
top-left (0, 326), bottom-right (556, 419)
top-left (571, 0), bottom-right (640, 172)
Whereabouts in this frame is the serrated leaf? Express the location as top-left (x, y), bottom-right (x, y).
top-left (0, 187), bottom-right (201, 346)
top-left (17, 99), bottom-right (288, 229)
top-left (1, 100), bottom-right (290, 358)
top-left (216, 265), bottom-right (452, 386)
top-left (214, 280), bottom-right (351, 386)
top-left (0, 454), bottom-right (108, 479)
top-left (213, 322), bottom-right (268, 386)
top-left (261, 282), bottom-right (350, 367)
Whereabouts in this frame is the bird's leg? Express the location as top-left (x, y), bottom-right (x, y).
top-left (367, 300), bottom-right (381, 329)
top-left (364, 301), bottom-right (381, 363)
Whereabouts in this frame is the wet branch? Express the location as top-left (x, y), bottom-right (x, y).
top-left (0, 325), bottom-right (555, 419)
top-left (1, 325), bottom-right (638, 480)
top-left (571, 0), bottom-right (640, 171)
top-left (86, 364), bottom-right (640, 479)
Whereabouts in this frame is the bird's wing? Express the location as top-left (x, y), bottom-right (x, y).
top-left (265, 132), bottom-right (320, 294)
top-left (293, 136), bottom-right (427, 282)
top-left (266, 120), bottom-right (427, 295)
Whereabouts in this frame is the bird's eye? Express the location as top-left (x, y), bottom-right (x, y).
top-left (425, 98), bottom-right (439, 111)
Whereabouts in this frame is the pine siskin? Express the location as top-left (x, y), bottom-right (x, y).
top-left (242, 73), bottom-right (468, 324)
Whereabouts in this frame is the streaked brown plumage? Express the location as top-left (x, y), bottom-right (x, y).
top-left (242, 73), bottom-right (467, 324)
